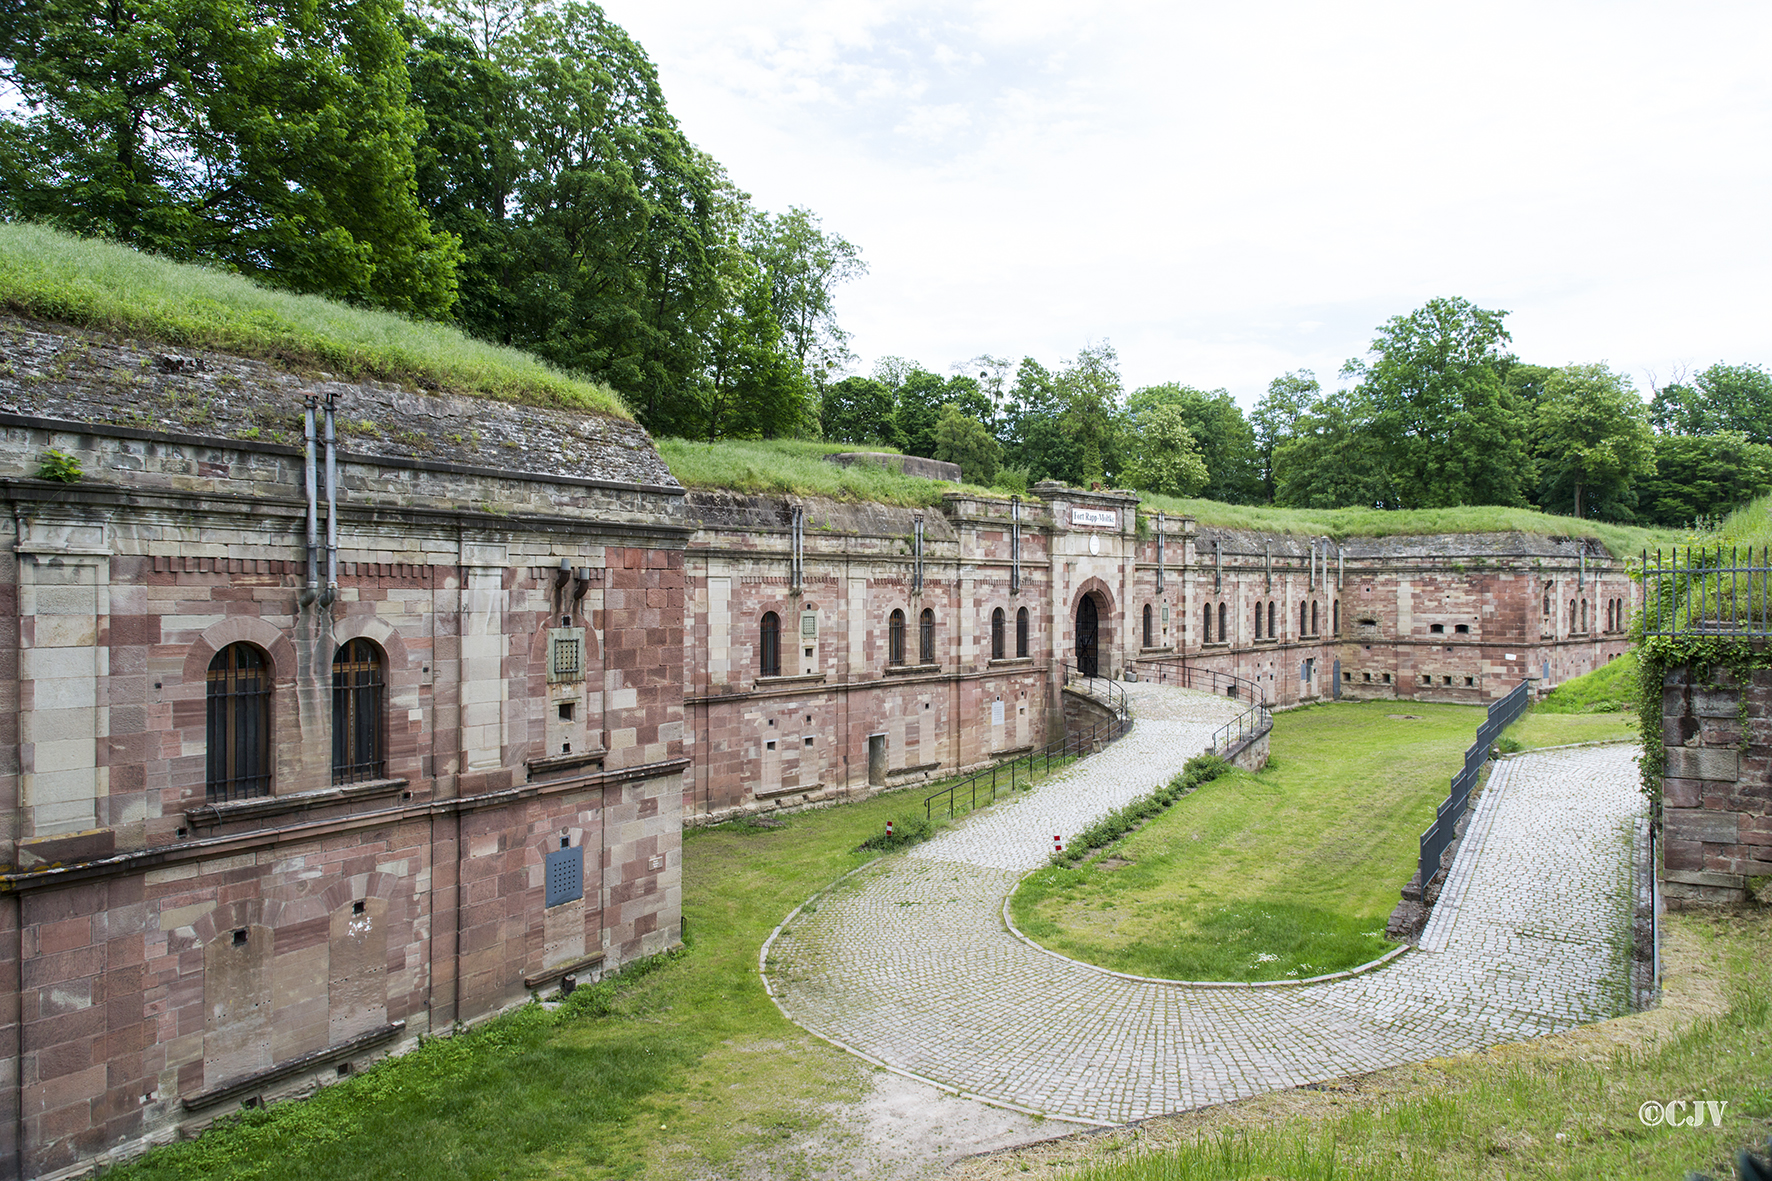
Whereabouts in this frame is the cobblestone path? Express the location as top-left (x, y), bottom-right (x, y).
top-left (764, 683), bottom-right (1645, 1125)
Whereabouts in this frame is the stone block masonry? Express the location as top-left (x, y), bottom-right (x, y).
top-left (1660, 663), bottom-right (1772, 905)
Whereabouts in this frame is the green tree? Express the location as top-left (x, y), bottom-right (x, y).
top-left (1251, 371), bottom-right (1320, 503)
top-left (1638, 433), bottom-right (1772, 528)
top-left (1271, 389), bottom-right (1390, 508)
top-left (1341, 297), bottom-right (1533, 508)
top-left (821, 377), bottom-right (895, 445)
top-left (1056, 343), bottom-right (1123, 486)
top-left (2, 0), bottom-right (461, 315)
top-left (1534, 363), bottom-right (1656, 519)
top-left (999, 358), bottom-right (1078, 484)
top-left (895, 370), bottom-right (990, 458)
top-left (933, 404), bottom-right (1001, 484)
top-left (1124, 383), bottom-right (1258, 503)
top-left (1649, 363), bottom-right (1772, 444)
top-left (746, 206), bottom-right (865, 385)
top-left (1123, 405), bottom-right (1209, 497)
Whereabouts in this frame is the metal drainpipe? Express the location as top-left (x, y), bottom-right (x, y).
top-left (321, 396), bottom-right (338, 607)
top-left (301, 396), bottom-right (319, 606)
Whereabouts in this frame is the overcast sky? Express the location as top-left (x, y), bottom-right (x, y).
top-left (611, 0), bottom-right (1772, 408)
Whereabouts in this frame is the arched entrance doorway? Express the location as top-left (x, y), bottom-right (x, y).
top-left (1076, 594), bottom-right (1100, 677)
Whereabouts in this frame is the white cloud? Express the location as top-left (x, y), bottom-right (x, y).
top-left (612, 0), bottom-right (1772, 403)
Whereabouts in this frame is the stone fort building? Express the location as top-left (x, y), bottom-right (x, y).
top-left (0, 318), bottom-right (1633, 1177)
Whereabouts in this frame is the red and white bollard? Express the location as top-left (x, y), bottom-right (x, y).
top-left (886, 820), bottom-right (894, 839)
top-left (1053, 835), bottom-right (1063, 855)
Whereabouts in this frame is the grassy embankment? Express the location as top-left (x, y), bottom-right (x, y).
top-left (958, 911), bottom-right (1772, 1181)
top-left (0, 222), bottom-right (628, 418)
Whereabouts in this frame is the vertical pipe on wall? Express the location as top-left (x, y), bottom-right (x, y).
top-left (321, 395), bottom-right (338, 607)
top-left (1156, 512), bottom-right (1165, 593)
top-left (913, 515), bottom-right (924, 594)
top-left (301, 396), bottom-right (318, 606)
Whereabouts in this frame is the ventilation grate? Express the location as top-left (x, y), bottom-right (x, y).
top-left (548, 628), bottom-right (585, 683)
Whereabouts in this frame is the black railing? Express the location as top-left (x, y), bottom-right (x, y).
top-left (921, 665), bottom-right (1134, 821)
top-left (1641, 546), bottom-right (1772, 638)
top-left (1133, 656), bottom-right (1272, 758)
top-left (1418, 678), bottom-right (1532, 890)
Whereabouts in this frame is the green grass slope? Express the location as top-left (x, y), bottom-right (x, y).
top-left (0, 222), bottom-right (629, 418)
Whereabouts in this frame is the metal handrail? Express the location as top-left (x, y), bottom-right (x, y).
top-left (1417, 679), bottom-right (1531, 890)
top-left (922, 668), bottom-right (1135, 820)
top-left (1132, 655), bottom-right (1272, 757)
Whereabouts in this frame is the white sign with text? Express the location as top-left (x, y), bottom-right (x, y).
top-left (1071, 507), bottom-right (1118, 528)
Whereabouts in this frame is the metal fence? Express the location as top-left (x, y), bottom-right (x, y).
top-left (1640, 546), bottom-right (1772, 638)
top-left (1418, 678), bottom-right (1532, 890)
top-left (922, 668), bottom-right (1133, 820)
top-left (1133, 656), bottom-right (1273, 758)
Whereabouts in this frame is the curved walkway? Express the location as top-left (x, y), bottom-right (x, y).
top-left (763, 681), bottom-right (1645, 1125)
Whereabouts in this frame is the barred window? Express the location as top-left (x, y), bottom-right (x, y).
top-left (919, 608), bottom-right (935, 665)
top-left (1268, 600), bottom-right (1276, 638)
top-left (1016, 607), bottom-right (1029, 658)
top-left (1202, 602), bottom-right (1212, 643)
top-left (1142, 604), bottom-right (1153, 648)
top-left (761, 611), bottom-right (781, 677)
top-left (991, 608), bottom-right (1006, 660)
top-left (1218, 602), bottom-right (1227, 642)
top-left (1311, 600), bottom-right (1319, 635)
top-left (207, 643), bottom-right (271, 801)
top-left (1254, 601), bottom-right (1262, 639)
top-left (889, 609), bottom-right (906, 666)
top-left (332, 638), bottom-right (385, 785)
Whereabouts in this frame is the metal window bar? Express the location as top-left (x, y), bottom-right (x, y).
top-left (919, 609), bottom-right (935, 665)
top-left (207, 643), bottom-right (271, 801)
top-left (991, 609), bottom-right (1005, 660)
top-left (889, 611), bottom-right (905, 665)
top-left (332, 638), bottom-right (386, 785)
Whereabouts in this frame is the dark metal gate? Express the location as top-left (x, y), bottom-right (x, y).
top-left (1076, 594), bottom-right (1099, 677)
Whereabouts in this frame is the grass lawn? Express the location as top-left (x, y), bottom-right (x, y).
top-left (107, 789), bottom-right (956, 1181)
top-left (1503, 652), bottom-right (1640, 750)
top-left (960, 912), bottom-right (1772, 1181)
top-left (0, 223), bottom-right (629, 419)
top-left (1008, 701), bottom-right (1490, 983)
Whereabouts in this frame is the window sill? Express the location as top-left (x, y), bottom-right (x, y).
top-left (988, 656), bottom-right (1035, 667)
top-left (1138, 646), bottom-right (1173, 655)
top-left (755, 672), bottom-right (826, 688)
top-left (885, 663), bottom-right (941, 676)
top-left (527, 748), bottom-right (607, 780)
top-left (185, 778), bottom-right (408, 828)
top-left (1200, 641), bottom-right (1230, 650)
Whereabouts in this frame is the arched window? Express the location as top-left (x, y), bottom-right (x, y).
top-left (1218, 602), bottom-right (1227, 642)
top-left (1300, 600), bottom-right (1308, 636)
top-left (332, 638), bottom-right (385, 784)
top-left (1333, 600), bottom-right (1340, 634)
top-left (1016, 607), bottom-right (1029, 657)
top-left (1254, 601), bottom-right (1262, 639)
top-left (1311, 600), bottom-right (1319, 635)
top-left (888, 609), bottom-right (906, 666)
top-left (1544, 587), bottom-right (1552, 615)
top-left (1568, 600), bottom-right (1576, 632)
top-left (1267, 601), bottom-right (1276, 639)
top-left (1143, 604), bottom-right (1153, 648)
top-left (1581, 599), bottom-right (1588, 632)
top-left (760, 611), bottom-right (781, 677)
top-left (991, 608), bottom-right (1006, 660)
top-left (919, 608), bottom-right (935, 665)
top-left (207, 642), bottom-right (271, 801)
top-left (1606, 600), bottom-right (1614, 632)
top-left (1202, 603), bottom-right (1213, 643)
